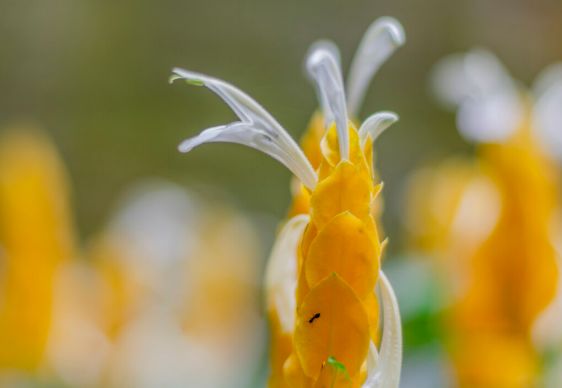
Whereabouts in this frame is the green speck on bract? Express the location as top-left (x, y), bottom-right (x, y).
top-left (327, 356), bottom-right (351, 381)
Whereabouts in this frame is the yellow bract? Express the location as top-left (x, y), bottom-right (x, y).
top-left (288, 113), bottom-right (328, 218)
top-left (311, 161), bottom-right (372, 228)
top-left (300, 113), bottom-right (327, 171)
top-left (313, 357), bottom-right (366, 388)
top-left (270, 313), bottom-right (295, 387)
top-left (294, 273), bottom-right (370, 380)
top-left (305, 212), bottom-right (377, 298)
top-left (283, 352), bottom-right (314, 387)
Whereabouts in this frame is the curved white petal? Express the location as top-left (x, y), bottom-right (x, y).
top-left (264, 215), bottom-right (309, 333)
top-left (347, 17), bottom-right (405, 117)
top-left (431, 49), bottom-right (515, 107)
top-left (431, 53), bottom-right (474, 109)
top-left (533, 63), bottom-right (562, 98)
top-left (463, 49), bottom-right (515, 96)
top-left (363, 271), bottom-right (402, 388)
top-left (358, 111), bottom-right (399, 145)
top-left (305, 40), bottom-right (342, 127)
top-left (431, 49), bottom-right (522, 143)
top-left (306, 47), bottom-right (350, 160)
top-left (362, 341), bottom-right (380, 387)
top-left (171, 69), bottom-right (317, 189)
top-left (456, 91), bottom-right (523, 143)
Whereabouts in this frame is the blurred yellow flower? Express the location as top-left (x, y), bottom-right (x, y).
top-left (81, 182), bottom-right (264, 388)
top-left (406, 50), bottom-right (562, 387)
top-left (0, 124), bottom-right (76, 372)
top-left (0, 125), bottom-right (265, 387)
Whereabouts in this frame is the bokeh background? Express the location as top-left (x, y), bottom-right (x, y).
top-left (2, 0), bottom-right (561, 240)
top-left (1, 0), bottom-right (562, 387)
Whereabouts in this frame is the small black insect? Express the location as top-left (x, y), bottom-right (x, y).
top-left (308, 312), bottom-right (321, 323)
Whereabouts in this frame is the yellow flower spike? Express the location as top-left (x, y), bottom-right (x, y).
top-left (409, 50), bottom-right (562, 387)
top-left (171, 17), bottom-right (405, 388)
top-left (0, 125), bottom-right (76, 371)
top-left (479, 136), bottom-right (559, 329)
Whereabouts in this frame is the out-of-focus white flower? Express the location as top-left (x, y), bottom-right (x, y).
top-left (431, 49), bottom-right (562, 155)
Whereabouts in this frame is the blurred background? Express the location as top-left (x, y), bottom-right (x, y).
top-left (1, 0), bottom-right (562, 387)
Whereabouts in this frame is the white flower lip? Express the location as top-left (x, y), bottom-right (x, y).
top-left (347, 17), bottom-right (406, 117)
top-left (431, 49), bottom-right (523, 143)
top-left (304, 16), bottom-right (405, 161)
top-left (362, 270), bottom-right (403, 388)
top-left (358, 111), bottom-right (399, 145)
top-left (305, 40), bottom-right (342, 127)
top-left (306, 47), bottom-right (350, 160)
top-left (171, 68), bottom-right (318, 190)
top-left (264, 215), bottom-right (309, 333)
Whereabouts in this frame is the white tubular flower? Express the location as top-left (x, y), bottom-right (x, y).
top-left (265, 215), bottom-right (309, 333)
top-left (170, 69), bottom-right (318, 190)
top-left (304, 16), bottom-right (405, 158)
top-left (347, 17), bottom-right (406, 117)
top-left (431, 49), bottom-right (523, 143)
top-left (305, 40), bottom-right (342, 128)
top-left (359, 111), bottom-right (400, 146)
top-left (306, 46), bottom-right (350, 160)
top-left (363, 271), bottom-right (403, 388)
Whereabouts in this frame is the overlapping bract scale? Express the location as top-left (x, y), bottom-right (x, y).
top-left (294, 274), bottom-right (370, 379)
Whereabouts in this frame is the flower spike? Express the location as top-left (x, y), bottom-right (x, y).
top-left (170, 68), bottom-right (318, 189)
top-left (171, 19), bottom-right (407, 386)
top-left (306, 46), bottom-right (350, 160)
top-left (347, 17), bottom-right (405, 117)
top-left (358, 111), bottom-right (399, 146)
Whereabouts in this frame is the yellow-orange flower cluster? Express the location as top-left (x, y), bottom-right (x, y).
top-left (406, 50), bottom-right (562, 387)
